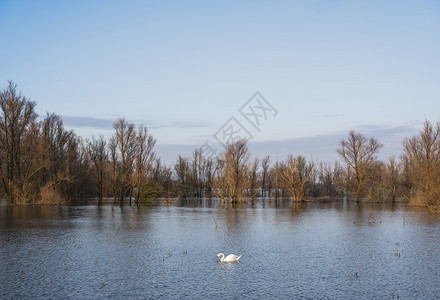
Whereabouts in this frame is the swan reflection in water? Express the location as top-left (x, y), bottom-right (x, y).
top-left (217, 253), bottom-right (242, 262)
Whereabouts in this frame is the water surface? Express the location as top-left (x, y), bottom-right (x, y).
top-left (1, 199), bottom-right (440, 299)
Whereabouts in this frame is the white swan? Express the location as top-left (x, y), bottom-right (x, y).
top-left (217, 253), bottom-right (242, 262)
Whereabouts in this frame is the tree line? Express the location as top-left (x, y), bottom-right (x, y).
top-left (1, 82), bottom-right (439, 209)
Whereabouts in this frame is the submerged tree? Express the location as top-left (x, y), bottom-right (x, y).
top-left (248, 158), bottom-right (260, 199)
top-left (214, 139), bottom-right (251, 203)
top-left (174, 155), bottom-right (191, 197)
top-left (152, 158), bottom-right (174, 198)
top-left (108, 136), bottom-right (119, 201)
top-left (337, 131), bottom-right (383, 202)
top-left (173, 148), bottom-right (214, 198)
top-left (89, 136), bottom-right (108, 204)
top-left (279, 155), bottom-right (315, 205)
top-left (384, 157), bottom-right (400, 202)
top-left (3, 80), bottom-right (440, 208)
top-left (402, 120), bottom-right (440, 206)
top-left (316, 161), bottom-right (337, 198)
top-left (260, 155), bottom-right (271, 198)
top-left (133, 125), bottom-right (156, 204)
top-left (112, 118), bottom-right (136, 203)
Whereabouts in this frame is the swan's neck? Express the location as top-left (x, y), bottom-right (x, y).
top-left (218, 253), bottom-right (225, 261)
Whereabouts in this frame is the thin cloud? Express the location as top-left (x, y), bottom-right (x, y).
top-left (59, 117), bottom-right (422, 164)
top-left (61, 115), bottom-right (211, 131)
top-left (249, 123), bottom-right (420, 162)
top-left (62, 115), bottom-right (115, 130)
top-left (157, 123), bottom-right (421, 164)
top-left (354, 123), bottom-right (420, 139)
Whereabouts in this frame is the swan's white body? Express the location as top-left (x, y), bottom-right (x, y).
top-left (217, 253), bottom-right (242, 262)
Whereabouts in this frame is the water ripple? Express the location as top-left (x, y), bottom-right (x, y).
top-left (1, 201), bottom-right (440, 299)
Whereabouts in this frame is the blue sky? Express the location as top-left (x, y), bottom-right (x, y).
top-left (1, 0), bottom-right (439, 163)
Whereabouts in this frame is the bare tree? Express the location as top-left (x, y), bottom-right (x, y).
top-left (41, 113), bottom-right (85, 202)
top-left (112, 118), bottom-right (136, 203)
top-left (214, 138), bottom-right (250, 203)
top-left (108, 136), bottom-right (119, 201)
top-left (41, 114), bottom-right (73, 182)
top-left (133, 125), bottom-right (156, 204)
top-left (173, 149), bottom-right (213, 198)
top-left (248, 157), bottom-right (259, 199)
top-left (89, 136), bottom-right (108, 204)
top-left (152, 158), bottom-right (173, 198)
top-left (0, 81), bottom-right (37, 203)
top-left (317, 161), bottom-right (336, 198)
top-left (272, 157), bottom-right (285, 199)
top-left (403, 120), bottom-right (440, 206)
top-left (194, 148), bottom-right (214, 198)
top-left (260, 155), bottom-right (271, 198)
top-left (191, 149), bottom-right (202, 197)
top-left (15, 122), bottom-right (48, 203)
top-left (174, 155), bottom-right (190, 197)
top-left (279, 155), bottom-right (315, 205)
top-left (400, 155), bottom-right (414, 198)
top-left (200, 155), bottom-right (214, 197)
top-left (365, 160), bottom-right (385, 201)
top-left (332, 161), bottom-right (345, 197)
top-left (337, 131), bottom-right (383, 202)
top-left (385, 156), bottom-right (400, 202)
top-left (363, 157), bottom-right (400, 203)
top-left (266, 165), bottom-right (276, 198)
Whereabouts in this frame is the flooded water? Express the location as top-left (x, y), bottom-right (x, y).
top-left (1, 199), bottom-right (440, 299)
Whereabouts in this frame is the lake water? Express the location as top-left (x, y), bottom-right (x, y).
top-left (1, 199), bottom-right (440, 299)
